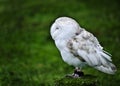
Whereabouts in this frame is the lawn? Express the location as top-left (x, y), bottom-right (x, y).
top-left (0, 0), bottom-right (120, 86)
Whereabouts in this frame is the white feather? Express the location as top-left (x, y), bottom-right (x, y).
top-left (50, 17), bottom-right (117, 74)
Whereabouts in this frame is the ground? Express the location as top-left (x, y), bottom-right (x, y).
top-left (0, 0), bottom-right (120, 86)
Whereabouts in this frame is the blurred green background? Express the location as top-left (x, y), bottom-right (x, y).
top-left (0, 0), bottom-right (120, 86)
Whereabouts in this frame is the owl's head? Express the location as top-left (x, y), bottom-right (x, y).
top-left (50, 17), bottom-right (81, 40)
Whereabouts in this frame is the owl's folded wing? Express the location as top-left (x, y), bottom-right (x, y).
top-left (67, 30), bottom-right (117, 74)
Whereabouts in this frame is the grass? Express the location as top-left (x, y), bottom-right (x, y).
top-left (55, 75), bottom-right (99, 86)
top-left (0, 0), bottom-right (120, 86)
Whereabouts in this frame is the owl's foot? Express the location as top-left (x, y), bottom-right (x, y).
top-left (65, 69), bottom-right (84, 78)
top-left (73, 69), bottom-right (84, 77)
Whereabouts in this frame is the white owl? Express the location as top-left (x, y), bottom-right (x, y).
top-left (50, 17), bottom-right (116, 77)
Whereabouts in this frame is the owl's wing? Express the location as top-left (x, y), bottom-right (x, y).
top-left (67, 29), bottom-right (116, 74)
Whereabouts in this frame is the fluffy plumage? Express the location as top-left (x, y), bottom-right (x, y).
top-left (50, 17), bottom-right (117, 74)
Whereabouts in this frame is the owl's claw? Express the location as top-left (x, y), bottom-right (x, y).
top-left (73, 69), bottom-right (84, 77)
top-left (65, 69), bottom-right (84, 78)
top-left (73, 67), bottom-right (84, 77)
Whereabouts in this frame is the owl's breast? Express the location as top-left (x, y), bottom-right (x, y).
top-left (55, 39), bottom-right (85, 67)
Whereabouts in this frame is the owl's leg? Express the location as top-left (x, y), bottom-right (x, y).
top-left (66, 67), bottom-right (84, 78)
top-left (73, 67), bottom-right (84, 77)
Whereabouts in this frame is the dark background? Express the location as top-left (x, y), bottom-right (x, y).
top-left (0, 0), bottom-right (120, 85)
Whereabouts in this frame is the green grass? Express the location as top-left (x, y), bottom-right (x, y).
top-left (0, 0), bottom-right (120, 86)
top-left (55, 75), bottom-right (99, 86)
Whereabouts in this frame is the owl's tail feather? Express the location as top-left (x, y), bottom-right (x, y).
top-left (94, 62), bottom-right (117, 74)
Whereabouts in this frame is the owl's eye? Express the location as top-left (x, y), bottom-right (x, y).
top-left (56, 27), bottom-right (59, 30)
